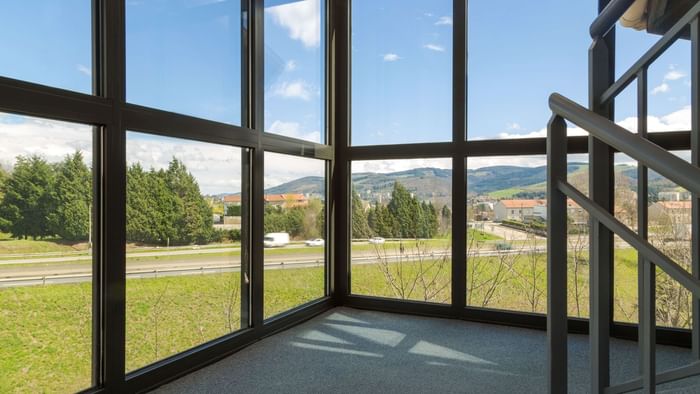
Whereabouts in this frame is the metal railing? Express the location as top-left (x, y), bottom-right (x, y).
top-left (547, 1), bottom-right (700, 392)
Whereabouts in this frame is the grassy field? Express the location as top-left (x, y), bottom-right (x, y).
top-left (0, 232), bottom-right (90, 255)
top-left (0, 243), bottom-right (676, 393)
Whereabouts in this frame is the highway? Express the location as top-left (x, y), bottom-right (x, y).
top-left (0, 245), bottom-right (546, 288)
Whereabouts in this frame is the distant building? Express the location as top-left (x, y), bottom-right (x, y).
top-left (649, 201), bottom-right (692, 239)
top-left (223, 194), bottom-right (242, 208)
top-left (493, 199), bottom-right (546, 222)
top-left (658, 190), bottom-right (692, 201)
top-left (223, 193), bottom-right (308, 209)
top-left (264, 194), bottom-right (308, 208)
top-left (494, 199), bottom-right (586, 224)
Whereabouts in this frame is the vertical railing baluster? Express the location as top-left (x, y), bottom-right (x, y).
top-left (548, 114), bottom-right (568, 393)
top-left (589, 35), bottom-right (615, 393)
top-left (637, 68), bottom-right (656, 393)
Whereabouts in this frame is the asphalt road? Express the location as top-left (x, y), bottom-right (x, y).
top-left (0, 245), bottom-right (546, 288)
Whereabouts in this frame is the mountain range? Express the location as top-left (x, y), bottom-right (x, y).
top-left (218, 164), bottom-right (681, 204)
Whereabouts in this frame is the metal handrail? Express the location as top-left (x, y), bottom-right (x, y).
top-left (549, 93), bottom-right (700, 196)
top-left (549, 1), bottom-right (700, 393)
top-left (590, 0), bottom-right (636, 39)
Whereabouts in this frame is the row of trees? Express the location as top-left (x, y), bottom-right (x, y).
top-left (352, 182), bottom-right (450, 239)
top-left (263, 200), bottom-right (324, 240)
top-left (0, 153), bottom-right (218, 246)
top-left (0, 153), bottom-right (91, 240)
top-left (126, 159), bottom-right (215, 245)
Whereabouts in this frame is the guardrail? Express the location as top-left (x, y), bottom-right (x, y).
top-left (548, 2), bottom-right (700, 392)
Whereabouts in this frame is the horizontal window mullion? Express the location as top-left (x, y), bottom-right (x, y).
top-left (122, 104), bottom-right (257, 149)
top-left (261, 133), bottom-right (333, 160)
top-left (0, 76), bottom-right (112, 125)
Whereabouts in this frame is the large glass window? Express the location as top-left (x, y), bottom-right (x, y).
top-left (351, 159), bottom-right (452, 304)
top-left (126, 0), bottom-right (242, 124)
top-left (264, 0), bottom-right (325, 143)
top-left (0, 1), bottom-right (92, 93)
top-left (125, 132), bottom-right (245, 372)
top-left (264, 152), bottom-right (326, 318)
top-left (351, 0), bottom-right (453, 146)
top-left (0, 114), bottom-right (94, 392)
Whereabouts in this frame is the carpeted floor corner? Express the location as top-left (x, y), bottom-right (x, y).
top-left (153, 307), bottom-right (700, 393)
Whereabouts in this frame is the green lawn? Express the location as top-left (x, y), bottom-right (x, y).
top-left (0, 232), bottom-right (90, 255)
top-left (0, 244), bottom-right (677, 393)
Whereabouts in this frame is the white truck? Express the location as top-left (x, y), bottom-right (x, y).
top-left (263, 232), bottom-right (290, 248)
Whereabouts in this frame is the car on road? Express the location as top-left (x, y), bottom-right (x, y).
top-left (305, 238), bottom-right (324, 247)
top-left (264, 232), bottom-right (290, 248)
top-left (368, 237), bottom-right (385, 245)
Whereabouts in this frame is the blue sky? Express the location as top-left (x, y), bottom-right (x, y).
top-left (0, 0), bottom-right (693, 192)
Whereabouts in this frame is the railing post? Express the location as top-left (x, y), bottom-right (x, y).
top-left (691, 15), bottom-right (700, 362)
top-left (638, 68), bottom-right (656, 393)
top-left (547, 114), bottom-right (568, 393)
top-left (589, 30), bottom-right (615, 391)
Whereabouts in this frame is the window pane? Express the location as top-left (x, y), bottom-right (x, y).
top-left (468, 2), bottom-right (592, 140)
top-left (0, 114), bottom-right (93, 392)
top-left (126, 1), bottom-right (242, 124)
top-left (264, 0), bottom-right (325, 143)
top-left (466, 156), bottom-right (547, 313)
top-left (125, 132), bottom-right (244, 372)
top-left (0, 1), bottom-right (92, 93)
top-left (351, 159), bottom-right (452, 304)
top-left (351, 0), bottom-right (452, 146)
top-left (264, 153), bottom-right (326, 318)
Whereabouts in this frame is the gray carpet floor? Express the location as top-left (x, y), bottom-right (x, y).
top-left (154, 307), bottom-right (700, 393)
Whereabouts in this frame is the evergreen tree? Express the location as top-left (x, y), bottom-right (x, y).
top-left (47, 152), bottom-right (91, 241)
top-left (0, 166), bottom-right (8, 200)
top-left (164, 159), bottom-right (213, 244)
top-left (351, 189), bottom-right (371, 239)
top-left (0, 155), bottom-right (55, 239)
top-left (440, 204), bottom-right (452, 234)
top-left (387, 182), bottom-right (421, 238)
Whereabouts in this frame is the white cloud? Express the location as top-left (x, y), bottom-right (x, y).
top-left (265, 151), bottom-right (325, 189)
top-left (651, 82), bottom-right (670, 95)
top-left (352, 158), bottom-right (451, 174)
top-left (268, 120), bottom-right (321, 143)
top-left (664, 69), bottom-right (685, 81)
top-left (423, 44), bottom-right (445, 52)
top-left (266, 0), bottom-right (320, 48)
top-left (468, 156), bottom-right (547, 170)
top-left (435, 16), bottom-right (453, 26)
top-left (663, 65), bottom-right (685, 81)
top-left (383, 53), bottom-right (401, 62)
top-left (272, 80), bottom-right (314, 101)
top-left (0, 115), bottom-right (93, 170)
top-left (506, 122), bottom-right (521, 130)
top-left (284, 60), bottom-right (297, 71)
top-left (125, 132), bottom-right (243, 195)
top-left (76, 64), bottom-right (91, 77)
top-left (494, 105), bottom-right (691, 140)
